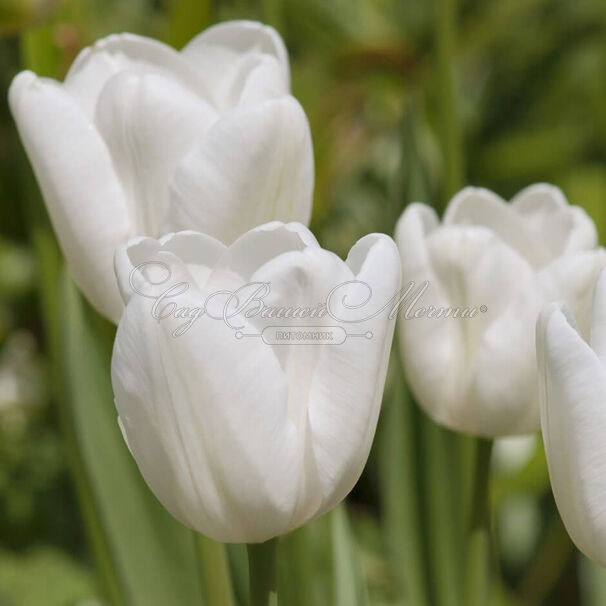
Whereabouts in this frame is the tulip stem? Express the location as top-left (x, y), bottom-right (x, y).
top-left (247, 539), bottom-right (279, 606)
top-left (464, 438), bottom-right (494, 606)
top-left (194, 534), bottom-right (236, 606)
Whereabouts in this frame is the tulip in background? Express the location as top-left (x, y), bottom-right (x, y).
top-left (111, 222), bottom-right (401, 543)
top-left (9, 20), bottom-right (314, 323)
top-left (396, 184), bottom-right (605, 436)
top-left (538, 268), bottom-right (606, 567)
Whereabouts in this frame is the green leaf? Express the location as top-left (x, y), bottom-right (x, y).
top-left (59, 272), bottom-right (204, 606)
top-left (278, 526), bottom-right (316, 606)
top-left (379, 343), bottom-right (430, 606)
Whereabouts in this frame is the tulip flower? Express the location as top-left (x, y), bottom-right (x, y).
top-left (395, 184), bottom-right (604, 436)
top-left (9, 21), bottom-right (314, 323)
top-left (537, 269), bottom-right (606, 566)
top-left (111, 222), bottom-right (400, 543)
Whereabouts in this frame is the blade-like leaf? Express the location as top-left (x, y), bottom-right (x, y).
top-left (331, 505), bottom-right (369, 606)
top-left (59, 272), bottom-right (204, 606)
top-left (379, 342), bottom-right (430, 606)
top-left (278, 526), bottom-right (316, 606)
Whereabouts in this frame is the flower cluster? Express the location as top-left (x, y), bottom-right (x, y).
top-left (10, 19), bottom-right (606, 569)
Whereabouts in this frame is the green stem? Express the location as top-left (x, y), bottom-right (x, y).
top-left (464, 439), bottom-right (494, 606)
top-left (194, 534), bottom-right (235, 606)
top-left (248, 539), bottom-right (279, 606)
top-left (423, 422), bottom-right (463, 606)
top-left (429, 4), bottom-right (471, 603)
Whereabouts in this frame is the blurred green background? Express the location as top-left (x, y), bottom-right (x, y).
top-left (1, 0), bottom-right (606, 604)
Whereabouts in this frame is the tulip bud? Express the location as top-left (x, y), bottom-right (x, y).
top-left (537, 269), bottom-right (606, 566)
top-left (9, 21), bottom-right (314, 323)
top-left (111, 222), bottom-right (400, 543)
top-left (395, 184), bottom-right (604, 436)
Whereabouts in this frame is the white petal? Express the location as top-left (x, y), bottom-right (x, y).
top-left (184, 20), bottom-right (289, 75)
top-left (306, 234), bottom-right (400, 518)
top-left (536, 249), bottom-right (606, 340)
top-left (167, 97), bottom-right (314, 244)
top-left (512, 183), bottom-right (567, 210)
top-left (443, 186), bottom-right (552, 268)
top-left (247, 236), bottom-right (345, 320)
top-left (470, 280), bottom-right (544, 435)
top-left (64, 32), bottom-right (216, 117)
top-left (9, 71), bottom-right (129, 322)
top-left (114, 231), bottom-right (225, 304)
top-left (538, 304), bottom-right (606, 565)
top-left (591, 269), bottom-right (606, 366)
top-left (112, 290), bottom-right (301, 543)
top-left (208, 222), bottom-right (316, 287)
top-left (468, 249), bottom-right (606, 436)
top-left (182, 20), bottom-right (290, 105)
top-left (247, 244), bottom-right (353, 523)
top-left (244, 235), bottom-right (399, 523)
top-left (395, 203), bottom-right (464, 423)
top-left (95, 70), bottom-right (217, 235)
top-left (512, 183), bottom-right (597, 256)
top-left (426, 225), bottom-right (535, 435)
top-left (156, 231), bottom-right (226, 288)
top-left (236, 56), bottom-right (289, 106)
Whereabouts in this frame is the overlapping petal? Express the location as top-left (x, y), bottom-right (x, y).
top-left (182, 20), bottom-right (290, 107)
top-left (512, 183), bottom-right (597, 257)
top-left (64, 33), bottom-right (214, 117)
top-left (95, 71), bottom-right (216, 235)
top-left (167, 97), bottom-right (314, 244)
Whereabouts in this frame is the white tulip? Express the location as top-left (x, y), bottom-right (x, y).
top-left (395, 184), bottom-right (604, 436)
top-left (9, 21), bottom-right (314, 323)
top-left (538, 269), bottom-right (606, 566)
top-left (111, 222), bottom-right (400, 543)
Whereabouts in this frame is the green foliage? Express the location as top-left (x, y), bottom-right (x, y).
top-left (0, 547), bottom-right (99, 606)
